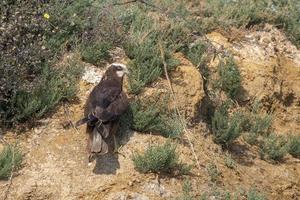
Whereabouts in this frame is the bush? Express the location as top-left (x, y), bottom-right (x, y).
top-left (0, 145), bottom-right (22, 179)
top-left (130, 100), bottom-right (183, 138)
top-left (125, 39), bottom-right (178, 94)
top-left (183, 42), bottom-right (207, 66)
top-left (132, 141), bottom-right (190, 174)
top-left (206, 162), bottom-right (221, 183)
top-left (80, 41), bottom-right (112, 66)
top-left (287, 134), bottom-right (300, 158)
top-left (203, 0), bottom-right (300, 47)
top-left (242, 101), bottom-right (272, 145)
top-left (6, 58), bottom-right (82, 123)
top-left (212, 102), bottom-right (244, 147)
top-left (224, 153), bottom-right (236, 169)
top-left (176, 179), bottom-right (193, 200)
top-left (0, 1), bottom-right (88, 127)
top-left (247, 188), bottom-right (265, 200)
top-left (259, 134), bottom-right (287, 161)
top-left (215, 59), bottom-right (241, 99)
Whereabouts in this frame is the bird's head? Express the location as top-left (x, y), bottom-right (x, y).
top-left (108, 63), bottom-right (129, 78)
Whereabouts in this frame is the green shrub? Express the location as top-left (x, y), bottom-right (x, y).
top-left (0, 145), bottom-right (22, 179)
top-left (259, 134), bottom-right (287, 161)
top-left (212, 102), bottom-right (244, 147)
top-left (183, 42), bottom-right (207, 66)
top-left (176, 178), bottom-right (193, 200)
top-left (224, 153), bottom-right (236, 169)
top-left (80, 41), bottom-right (112, 66)
top-left (12, 59), bottom-right (82, 122)
top-left (203, 0), bottom-right (300, 47)
top-left (287, 134), bottom-right (300, 158)
top-left (206, 162), bottom-right (221, 183)
top-left (0, 1), bottom-right (87, 127)
top-left (130, 100), bottom-right (183, 138)
top-left (120, 5), bottom-right (185, 94)
top-left (215, 59), bottom-right (241, 99)
top-left (124, 32), bottom-right (178, 94)
top-left (132, 141), bottom-right (190, 174)
top-left (242, 102), bottom-right (272, 145)
top-left (247, 188), bottom-right (265, 200)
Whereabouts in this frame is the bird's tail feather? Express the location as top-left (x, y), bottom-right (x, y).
top-left (91, 128), bottom-right (108, 154)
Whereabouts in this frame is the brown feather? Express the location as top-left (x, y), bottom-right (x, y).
top-left (81, 64), bottom-right (129, 160)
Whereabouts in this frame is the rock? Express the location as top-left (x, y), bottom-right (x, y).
top-left (106, 192), bottom-right (127, 200)
top-left (142, 180), bottom-right (171, 197)
top-left (81, 65), bottom-right (103, 84)
top-left (130, 193), bottom-right (149, 200)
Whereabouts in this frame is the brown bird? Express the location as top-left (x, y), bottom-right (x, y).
top-left (76, 63), bottom-right (129, 162)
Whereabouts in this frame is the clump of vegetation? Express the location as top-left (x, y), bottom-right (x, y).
top-left (176, 179), bottom-right (194, 200)
top-left (259, 134), bottom-right (287, 161)
top-left (287, 134), bottom-right (300, 158)
top-left (0, 145), bottom-right (23, 179)
top-left (212, 102), bottom-right (244, 147)
top-left (132, 141), bottom-right (190, 174)
top-left (129, 99), bottom-right (182, 138)
top-left (0, 1), bottom-right (91, 127)
top-left (14, 59), bottom-right (82, 122)
top-left (206, 162), bottom-right (221, 183)
top-left (183, 42), bottom-right (208, 66)
top-left (80, 41), bottom-right (112, 66)
top-left (247, 188), bottom-right (265, 200)
top-left (224, 153), bottom-right (236, 169)
top-left (122, 9), bottom-right (180, 94)
top-left (203, 0), bottom-right (300, 47)
top-left (242, 101), bottom-right (272, 145)
top-left (215, 59), bottom-right (241, 99)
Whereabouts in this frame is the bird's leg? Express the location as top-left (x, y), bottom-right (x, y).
top-left (113, 135), bottom-right (126, 157)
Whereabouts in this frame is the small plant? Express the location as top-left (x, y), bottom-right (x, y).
top-left (216, 59), bottom-right (241, 99)
top-left (247, 188), bottom-right (265, 200)
top-left (287, 134), bottom-right (300, 158)
top-left (184, 42), bottom-right (207, 66)
top-left (80, 41), bottom-right (112, 66)
top-left (130, 100), bottom-right (183, 138)
top-left (132, 141), bottom-right (190, 174)
top-left (0, 145), bottom-right (23, 179)
top-left (206, 162), bottom-right (221, 183)
top-left (259, 134), bottom-right (287, 161)
top-left (121, 7), bottom-right (180, 94)
top-left (224, 153), bottom-right (236, 169)
top-left (12, 58), bottom-right (83, 122)
top-left (241, 101), bottom-right (272, 145)
top-left (212, 102), bottom-right (244, 147)
top-left (176, 178), bottom-right (193, 200)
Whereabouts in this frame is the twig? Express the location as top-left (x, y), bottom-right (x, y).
top-left (112, 0), bottom-right (163, 11)
top-left (3, 145), bottom-right (15, 200)
top-left (112, 0), bottom-right (138, 6)
top-left (63, 103), bottom-right (81, 134)
top-left (158, 42), bottom-right (204, 173)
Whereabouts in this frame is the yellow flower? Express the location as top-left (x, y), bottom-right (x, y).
top-left (43, 13), bottom-right (50, 19)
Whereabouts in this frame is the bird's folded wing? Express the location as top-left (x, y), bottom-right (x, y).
top-left (94, 86), bottom-right (121, 108)
top-left (94, 91), bottom-right (129, 122)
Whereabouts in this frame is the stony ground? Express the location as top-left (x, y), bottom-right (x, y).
top-left (1, 26), bottom-right (300, 200)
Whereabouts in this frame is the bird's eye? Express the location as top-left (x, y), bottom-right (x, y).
top-left (116, 66), bottom-right (123, 70)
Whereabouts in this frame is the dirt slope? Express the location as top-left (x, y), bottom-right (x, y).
top-left (1, 27), bottom-right (300, 200)
top-left (207, 24), bottom-right (300, 134)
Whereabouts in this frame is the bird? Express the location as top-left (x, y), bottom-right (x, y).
top-left (75, 63), bottom-right (129, 162)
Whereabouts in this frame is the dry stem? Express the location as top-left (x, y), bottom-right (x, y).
top-left (158, 42), bottom-right (204, 173)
